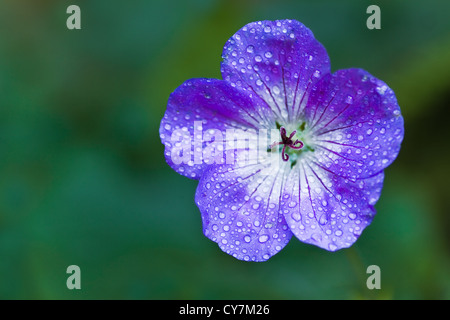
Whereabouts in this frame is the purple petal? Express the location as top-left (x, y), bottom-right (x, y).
top-left (280, 162), bottom-right (384, 251)
top-left (160, 78), bottom-right (274, 179)
top-left (304, 68), bottom-right (404, 180)
top-left (195, 158), bottom-right (293, 261)
top-left (221, 19), bottom-right (330, 125)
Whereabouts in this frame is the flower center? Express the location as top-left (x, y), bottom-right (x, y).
top-left (270, 127), bottom-right (304, 161)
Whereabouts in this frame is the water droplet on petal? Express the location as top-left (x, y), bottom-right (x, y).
top-left (311, 233), bottom-right (322, 242)
top-left (272, 86), bottom-right (280, 94)
top-left (376, 85), bottom-right (388, 95)
top-left (345, 95), bottom-right (354, 104)
top-left (291, 212), bottom-right (301, 222)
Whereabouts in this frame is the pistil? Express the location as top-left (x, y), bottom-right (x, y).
top-left (270, 127), bottom-right (304, 161)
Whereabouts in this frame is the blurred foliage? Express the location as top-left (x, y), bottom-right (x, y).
top-left (0, 0), bottom-right (449, 299)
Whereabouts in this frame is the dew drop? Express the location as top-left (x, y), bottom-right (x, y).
top-left (311, 233), bottom-right (322, 242)
top-left (376, 85), bottom-right (388, 95)
top-left (291, 212), bottom-right (301, 222)
top-left (345, 95), bottom-right (354, 104)
top-left (273, 86), bottom-right (280, 94)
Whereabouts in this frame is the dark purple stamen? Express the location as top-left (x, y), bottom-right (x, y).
top-left (270, 127), bottom-right (304, 161)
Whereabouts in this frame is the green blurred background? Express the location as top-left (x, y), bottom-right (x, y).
top-left (1, 0), bottom-right (449, 299)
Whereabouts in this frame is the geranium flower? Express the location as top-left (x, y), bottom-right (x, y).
top-left (159, 19), bottom-right (404, 261)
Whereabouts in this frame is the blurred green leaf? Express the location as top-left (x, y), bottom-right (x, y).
top-left (0, 0), bottom-right (449, 300)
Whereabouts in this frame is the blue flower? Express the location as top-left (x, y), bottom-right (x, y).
top-left (159, 20), bottom-right (404, 261)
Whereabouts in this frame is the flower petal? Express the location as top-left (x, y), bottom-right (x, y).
top-left (195, 157), bottom-right (293, 261)
top-left (280, 161), bottom-right (384, 251)
top-left (221, 19), bottom-right (330, 125)
top-left (305, 68), bottom-right (404, 180)
top-left (160, 78), bottom-right (274, 179)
